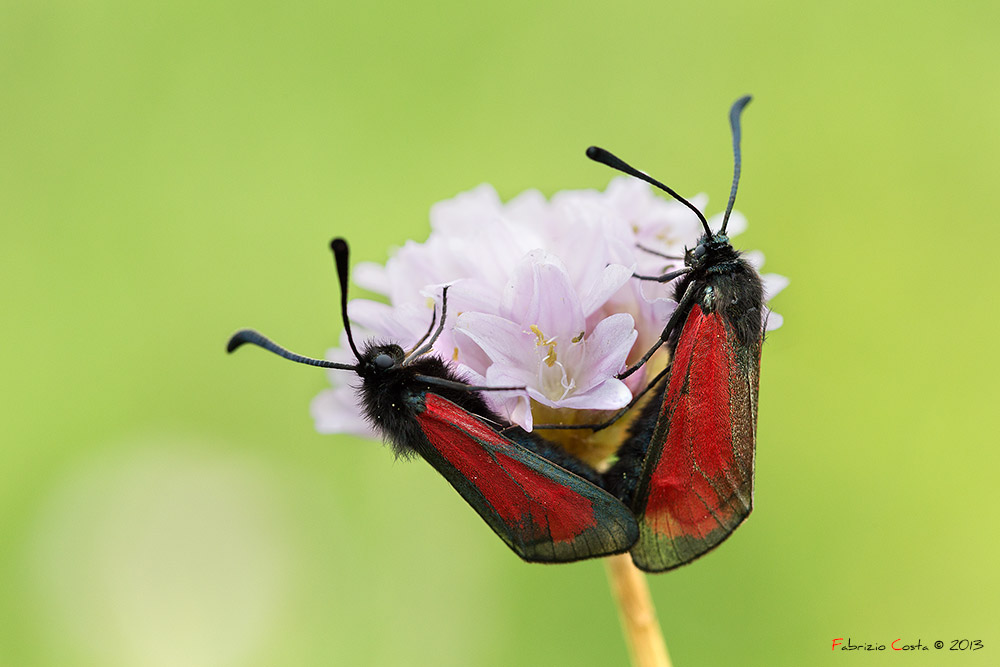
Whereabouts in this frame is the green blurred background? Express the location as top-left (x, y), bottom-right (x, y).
top-left (3, 1), bottom-right (998, 665)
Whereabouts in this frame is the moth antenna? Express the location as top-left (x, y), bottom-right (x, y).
top-left (721, 95), bottom-right (752, 234)
top-left (227, 329), bottom-right (355, 370)
top-left (586, 145), bottom-right (713, 237)
top-left (405, 302), bottom-right (438, 355)
top-left (405, 284), bottom-right (450, 363)
top-left (329, 238), bottom-right (364, 362)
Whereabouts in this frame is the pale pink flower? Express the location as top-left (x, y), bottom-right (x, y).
top-left (311, 178), bottom-right (787, 437)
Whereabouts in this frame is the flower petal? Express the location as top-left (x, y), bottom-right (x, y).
top-left (577, 313), bottom-right (638, 383)
top-left (708, 209), bottom-right (747, 236)
top-left (556, 378), bottom-right (633, 410)
top-left (499, 251), bottom-right (585, 335)
top-left (455, 312), bottom-right (537, 374)
top-left (311, 387), bottom-right (374, 437)
top-left (352, 261), bottom-right (391, 296)
top-left (762, 272), bottom-right (790, 300)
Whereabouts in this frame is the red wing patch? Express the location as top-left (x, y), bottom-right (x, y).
top-left (415, 393), bottom-right (638, 562)
top-left (631, 305), bottom-right (758, 571)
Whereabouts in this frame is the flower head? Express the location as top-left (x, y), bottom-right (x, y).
top-left (311, 178), bottom-right (787, 456)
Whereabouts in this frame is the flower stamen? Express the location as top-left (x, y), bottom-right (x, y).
top-left (529, 325), bottom-right (558, 368)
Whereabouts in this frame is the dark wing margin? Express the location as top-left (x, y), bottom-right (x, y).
top-left (630, 305), bottom-right (760, 572)
top-left (414, 393), bottom-right (639, 563)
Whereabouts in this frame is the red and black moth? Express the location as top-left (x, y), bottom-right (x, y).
top-left (228, 238), bottom-right (639, 563)
top-left (594, 96), bottom-right (764, 572)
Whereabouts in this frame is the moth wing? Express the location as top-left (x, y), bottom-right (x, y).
top-left (631, 305), bottom-right (760, 572)
top-left (415, 393), bottom-right (639, 563)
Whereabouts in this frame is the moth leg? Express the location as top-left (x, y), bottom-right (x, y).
top-left (617, 280), bottom-right (700, 380)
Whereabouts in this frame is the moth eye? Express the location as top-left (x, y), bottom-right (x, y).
top-left (374, 353), bottom-right (395, 369)
top-left (693, 245), bottom-right (707, 259)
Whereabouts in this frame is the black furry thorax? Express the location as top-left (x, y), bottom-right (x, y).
top-left (673, 233), bottom-right (765, 349)
top-left (354, 342), bottom-right (494, 457)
